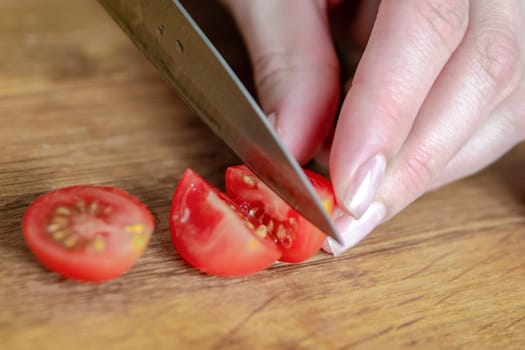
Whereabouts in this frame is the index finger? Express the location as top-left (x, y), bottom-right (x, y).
top-left (330, 0), bottom-right (469, 218)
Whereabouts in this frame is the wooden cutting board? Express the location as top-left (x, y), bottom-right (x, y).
top-left (1, 1), bottom-right (524, 349)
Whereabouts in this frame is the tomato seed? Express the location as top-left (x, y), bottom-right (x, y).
top-left (255, 225), bottom-right (268, 238)
top-left (50, 216), bottom-right (69, 226)
top-left (276, 225), bottom-right (286, 240)
top-left (88, 201), bottom-right (99, 215)
top-left (126, 223), bottom-right (145, 234)
top-left (52, 230), bottom-right (67, 240)
top-left (75, 201), bottom-right (87, 213)
top-left (91, 236), bottom-right (105, 252)
top-left (131, 234), bottom-right (147, 255)
top-left (289, 217), bottom-right (297, 230)
top-left (267, 220), bottom-right (274, 233)
top-left (245, 220), bottom-right (255, 230)
top-left (54, 206), bottom-right (72, 216)
top-left (242, 175), bottom-right (256, 187)
top-left (247, 238), bottom-right (259, 249)
top-left (63, 235), bottom-right (79, 248)
top-left (46, 223), bottom-right (63, 233)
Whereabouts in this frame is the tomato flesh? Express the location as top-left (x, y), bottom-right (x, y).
top-left (170, 169), bottom-right (281, 276)
top-left (22, 185), bottom-right (155, 282)
top-left (225, 165), bottom-right (334, 263)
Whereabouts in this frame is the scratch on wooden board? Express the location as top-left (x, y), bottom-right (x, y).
top-left (507, 317), bottom-right (523, 329)
top-left (434, 293), bottom-right (456, 306)
top-left (214, 294), bottom-right (278, 349)
top-left (401, 252), bottom-right (450, 280)
top-left (448, 254), bottom-right (496, 282)
top-left (396, 317), bottom-right (425, 330)
top-left (397, 294), bottom-right (427, 306)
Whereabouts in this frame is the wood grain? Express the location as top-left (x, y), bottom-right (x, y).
top-left (1, 1), bottom-right (524, 349)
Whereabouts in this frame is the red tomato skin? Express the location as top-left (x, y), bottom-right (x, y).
top-left (170, 169), bottom-right (281, 277)
top-left (225, 165), bottom-right (334, 263)
top-left (22, 186), bottom-right (155, 282)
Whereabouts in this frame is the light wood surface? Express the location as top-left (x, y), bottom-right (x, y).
top-left (1, 1), bottom-right (524, 349)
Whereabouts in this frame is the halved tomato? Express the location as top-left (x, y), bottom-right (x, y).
top-left (170, 169), bottom-right (281, 276)
top-left (22, 185), bottom-right (154, 282)
top-left (225, 165), bottom-right (335, 263)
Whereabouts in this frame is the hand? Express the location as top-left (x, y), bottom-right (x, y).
top-left (223, 0), bottom-right (525, 255)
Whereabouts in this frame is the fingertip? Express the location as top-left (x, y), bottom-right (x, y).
top-left (226, 0), bottom-right (341, 164)
top-left (270, 70), bottom-right (340, 164)
top-left (322, 201), bottom-right (386, 255)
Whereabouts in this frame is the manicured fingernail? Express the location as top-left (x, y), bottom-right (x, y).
top-left (343, 154), bottom-right (386, 218)
top-left (322, 202), bottom-right (386, 256)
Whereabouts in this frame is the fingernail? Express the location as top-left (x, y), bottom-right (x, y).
top-left (322, 202), bottom-right (386, 256)
top-left (343, 154), bottom-right (386, 218)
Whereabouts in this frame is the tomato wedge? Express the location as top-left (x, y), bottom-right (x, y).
top-left (225, 165), bottom-right (334, 263)
top-left (170, 169), bottom-right (281, 277)
top-left (22, 185), bottom-right (154, 282)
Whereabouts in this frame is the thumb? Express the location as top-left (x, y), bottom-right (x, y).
top-left (224, 0), bottom-right (341, 164)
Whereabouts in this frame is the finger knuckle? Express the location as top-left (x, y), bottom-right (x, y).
top-left (253, 51), bottom-right (294, 94)
top-left (377, 90), bottom-right (406, 130)
top-left (418, 0), bottom-right (469, 52)
top-left (474, 29), bottom-right (522, 93)
top-left (402, 143), bottom-right (437, 191)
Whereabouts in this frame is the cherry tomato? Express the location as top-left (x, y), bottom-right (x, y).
top-left (22, 185), bottom-right (155, 282)
top-left (170, 169), bottom-right (281, 277)
top-left (225, 165), bottom-right (334, 263)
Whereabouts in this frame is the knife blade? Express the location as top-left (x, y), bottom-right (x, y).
top-left (98, 0), bottom-right (343, 243)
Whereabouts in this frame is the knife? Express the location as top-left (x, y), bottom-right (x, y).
top-left (98, 0), bottom-right (343, 243)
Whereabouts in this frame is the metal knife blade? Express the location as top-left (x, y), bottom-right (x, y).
top-left (98, 0), bottom-right (343, 243)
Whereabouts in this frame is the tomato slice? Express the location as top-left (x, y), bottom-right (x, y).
top-left (170, 169), bottom-right (281, 277)
top-left (22, 185), bottom-right (155, 282)
top-left (225, 165), bottom-right (334, 263)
